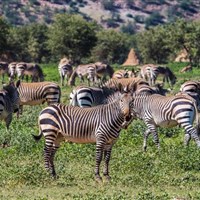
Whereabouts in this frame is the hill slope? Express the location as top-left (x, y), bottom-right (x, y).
top-left (1, 0), bottom-right (200, 31)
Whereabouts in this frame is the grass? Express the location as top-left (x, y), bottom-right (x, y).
top-left (1, 62), bottom-right (200, 199)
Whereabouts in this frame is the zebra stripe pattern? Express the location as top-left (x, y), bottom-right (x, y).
top-left (140, 64), bottom-right (176, 86)
top-left (132, 84), bottom-right (200, 151)
top-left (112, 69), bottom-right (135, 79)
top-left (0, 80), bottom-right (21, 129)
top-left (17, 81), bottom-right (61, 115)
top-left (8, 62), bottom-right (17, 82)
top-left (87, 64), bottom-right (98, 86)
top-left (69, 86), bottom-right (123, 107)
top-left (33, 93), bottom-right (134, 181)
top-left (180, 80), bottom-right (200, 110)
top-left (58, 58), bottom-right (73, 86)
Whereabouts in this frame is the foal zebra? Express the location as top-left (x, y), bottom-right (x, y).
top-left (0, 80), bottom-right (20, 129)
top-left (140, 64), bottom-right (177, 86)
top-left (132, 84), bottom-right (200, 151)
top-left (58, 58), bottom-right (73, 86)
top-left (33, 93), bottom-right (135, 181)
top-left (17, 82), bottom-right (61, 115)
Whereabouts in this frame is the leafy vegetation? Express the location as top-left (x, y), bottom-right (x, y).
top-left (0, 63), bottom-right (200, 199)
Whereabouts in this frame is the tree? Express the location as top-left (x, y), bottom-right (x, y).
top-left (47, 14), bottom-right (98, 63)
top-left (0, 17), bottom-right (10, 55)
top-left (91, 30), bottom-right (130, 64)
top-left (135, 25), bottom-right (172, 64)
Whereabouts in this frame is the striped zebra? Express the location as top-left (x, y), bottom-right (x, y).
top-left (112, 69), bottom-right (135, 79)
top-left (68, 62), bottom-right (114, 86)
top-left (17, 81), bottom-right (61, 116)
top-left (16, 62), bottom-right (44, 82)
top-left (58, 58), bottom-right (73, 86)
top-left (87, 64), bottom-right (98, 86)
top-left (0, 62), bottom-right (9, 83)
top-left (131, 84), bottom-right (200, 151)
top-left (180, 80), bottom-right (200, 110)
top-left (69, 85), bottom-right (124, 107)
top-left (139, 64), bottom-right (177, 86)
top-left (0, 80), bottom-right (20, 129)
top-left (94, 62), bottom-right (114, 82)
top-left (32, 93), bottom-right (135, 181)
top-left (8, 62), bottom-right (17, 82)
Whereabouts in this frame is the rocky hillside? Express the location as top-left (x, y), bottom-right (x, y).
top-left (1, 0), bottom-right (200, 31)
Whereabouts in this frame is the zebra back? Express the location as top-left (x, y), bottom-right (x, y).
top-left (18, 81), bottom-right (61, 106)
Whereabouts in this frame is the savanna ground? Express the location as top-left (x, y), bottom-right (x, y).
top-left (0, 63), bottom-right (200, 200)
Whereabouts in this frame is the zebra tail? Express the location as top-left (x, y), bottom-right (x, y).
top-left (32, 130), bottom-right (43, 142)
top-left (193, 101), bottom-right (200, 136)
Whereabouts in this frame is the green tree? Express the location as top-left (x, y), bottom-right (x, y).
top-left (136, 25), bottom-right (172, 64)
top-left (47, 14), bottom-right (98, 63)
top-left (0, 17), bottom-right (10, 55)
top-left (91, 30), bottom-right (129, 64)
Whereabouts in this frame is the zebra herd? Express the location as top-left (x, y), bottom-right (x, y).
top-left (1, 59), bottom-right (200, 182)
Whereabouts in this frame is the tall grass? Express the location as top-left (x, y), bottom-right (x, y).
top-left (0, 63), bottom-right (200, 199)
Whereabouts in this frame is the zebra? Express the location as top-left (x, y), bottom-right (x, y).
top-left (0, 80), bottom-right (21, 129)
top-left (112, 69), bottom-right (136, 79)
top-left (139, 64), bottom-right (177, 87)
top-left (180, 80), bottom-right (200, 110)
top-left (68, 62), bottom-right (114, 86)
top-left (58, 58), bottom-right (73, 86)
top-left (17, 81), bottom-right (61, 116)
top-left (16, 62), bottom-right (45, 82)
top-left (94, 62), bottom-right (114, 82)
top-left (8, 62), bottom-right (17, 82)
top-left (87, 64), bottom-right (98, 86)
top-left (32, 92), bottom-right (135, 181)
top-left (131, 84), bottom-right (200, 151)
top-left (103, 77), bottom-right (148, 92)
top-left (69, 85), bottom-right (125, 108)
top-left (0, 62), bottom-right (9, 83)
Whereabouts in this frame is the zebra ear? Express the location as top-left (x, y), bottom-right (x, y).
top-left (16, 80), bottom-right (21, 88)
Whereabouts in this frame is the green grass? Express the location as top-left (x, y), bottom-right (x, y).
top-left (1, 63), bottom-right (200, 199)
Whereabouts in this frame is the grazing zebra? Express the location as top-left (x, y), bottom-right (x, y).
top-left (112, 69), bottom-right (135, 79)
top-left (140, 64), bottom-right (177, 86)
top-left (180, 80), bottom-right (200, 110)
top-left (69, 63), bottom-right (98, 86)
top-left (104, 77), bottom-right (148, 92)
top-left (0, 80), bottom-right (20, 129)
top-left (69, 85), bottom-right (124, 107)
top-left (94, 62), bottom-right (114, 82)
top-left (16, 62), bottom-right (44, 82)
top-left (17, 81), bottom-right (61, 115)
top-left (0, 62), bottom-right (9, 83)
top-left (8, 62), bottom-right (17, 82)
top-left (87, 64), bottom-right (98, 86)
top-left (58, 58), bottom-right (73, 86)
top-left (68, 62), bottom-right (114, 86)
top-left (33, 93), bottom-right (135, 181)
top-left (131, 84), bottom-right (200, 151)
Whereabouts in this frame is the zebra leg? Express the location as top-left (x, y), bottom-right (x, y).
top-left (49, 134), bottom-right (64, 178)
top-left (183, 125), bottom-right (200, 147)
top-left (95, 139), bottom-right (106, 182)
top-left (5, 114), bottom-right (12, 130)
top-left (103, 144), bottom-right (113, 181)
top-left (143, 129), bottom-right (151, 152)
top-left (184, 133), bottom-right (191, 146)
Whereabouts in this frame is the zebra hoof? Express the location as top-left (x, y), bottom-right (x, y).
top-left (143, 146), bottom-right (147, 152)
top-left (104, 175), bottom-right (111, 182)
top-left (95, 176), bottom-right (103, 183)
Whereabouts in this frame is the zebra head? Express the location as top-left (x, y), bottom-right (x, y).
top-left (119, 92), bottom-right (135, 128)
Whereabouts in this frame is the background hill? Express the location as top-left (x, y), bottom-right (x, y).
top-left (1, 0), bottom-right (200, 31)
